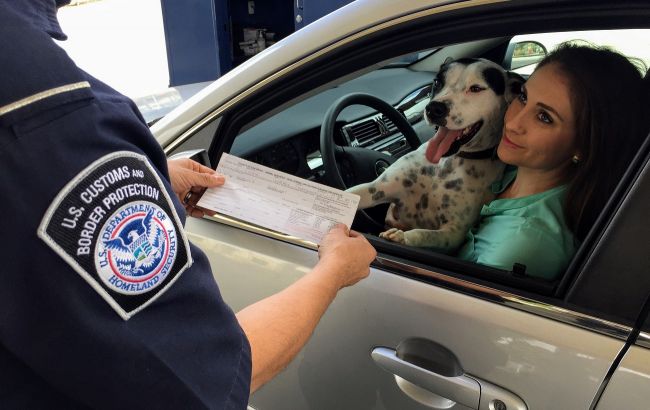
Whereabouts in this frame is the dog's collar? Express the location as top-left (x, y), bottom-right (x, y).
top-left (456, 147), bottom-right (497, 160)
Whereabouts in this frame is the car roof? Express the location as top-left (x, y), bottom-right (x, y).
top-left (151, 0), bottom-right (468, 145)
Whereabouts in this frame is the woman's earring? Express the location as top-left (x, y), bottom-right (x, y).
top-left (572, 155), bottom-right (581, 164)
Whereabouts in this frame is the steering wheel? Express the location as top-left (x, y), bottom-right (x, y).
top-left (320, 93), bottom-right (421, 230)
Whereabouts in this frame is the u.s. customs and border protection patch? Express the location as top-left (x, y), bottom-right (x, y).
top-left (38, 151), bottom-right (193, 320)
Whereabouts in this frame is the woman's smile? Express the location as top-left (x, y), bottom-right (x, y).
top-left (501, 134), bottom-right (523, 149)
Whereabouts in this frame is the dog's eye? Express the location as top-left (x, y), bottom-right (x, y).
top-left (469, 85), bottom-right (485, 93)
top-left (433, 79), bottom-right (442, 90)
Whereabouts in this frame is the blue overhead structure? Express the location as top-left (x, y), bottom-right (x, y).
top-left (160, 0), bottom-right (230, 86)
top-left (160, 0), bottom-right (354, 87)
top-left (294, 0), bottom-right (353, 29)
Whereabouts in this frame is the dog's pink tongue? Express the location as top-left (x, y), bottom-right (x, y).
top-left (425, 127), bottom-right (462, 163)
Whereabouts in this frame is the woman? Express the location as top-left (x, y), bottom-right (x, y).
top-left (458, 44), bottom-right (649, 280)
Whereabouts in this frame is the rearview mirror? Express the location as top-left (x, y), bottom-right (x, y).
top-left (509, 41), bottom-right (547, 70)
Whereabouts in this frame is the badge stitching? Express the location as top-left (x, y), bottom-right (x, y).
top-left (37, 151), bottom-right (193, 320)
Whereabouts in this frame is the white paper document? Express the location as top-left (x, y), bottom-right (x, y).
top-left (196, 153), bottom-right (360, 244)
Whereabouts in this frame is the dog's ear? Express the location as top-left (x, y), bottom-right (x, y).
top-left (505, 72), bottom-right (526, 103)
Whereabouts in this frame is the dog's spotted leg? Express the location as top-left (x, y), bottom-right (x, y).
top-left (347, 182), bottom-right (383, 209)
top-left (405, 226), bottom-right (468, 251)
top-left (381, 225), bottom-right (469, 252)
top-left (379, 228), bottom-right (405, 243)
top-left (347, 177), bottom-right (401, 209)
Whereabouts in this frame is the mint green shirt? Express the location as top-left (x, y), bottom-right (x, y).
top-left (457, 169), bottom-right (576, 280)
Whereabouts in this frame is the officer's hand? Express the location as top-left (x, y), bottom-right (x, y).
top-left (317, 224), bottom-right (376, 289)
top-left (167, 158), bottom-right (225, 218)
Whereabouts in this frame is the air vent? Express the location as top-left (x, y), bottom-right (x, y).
top-left (381, 115), bottom-right (398, 133)
top-left (347, 119), bottom-right (380, 144)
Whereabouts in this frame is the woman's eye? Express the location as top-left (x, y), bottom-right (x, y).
top-left (469, 85), bottom-right (484, 93)
top-left (538, 111), bottom-right (553, 124)
top-left (517, 91), bottom-right (527, 104)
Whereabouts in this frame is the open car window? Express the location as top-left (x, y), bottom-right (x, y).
top-left (221, 28), bottom-right (648, 303)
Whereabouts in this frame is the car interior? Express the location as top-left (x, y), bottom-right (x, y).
top-left (220, 35), bottom-right (560, 292)
top-left (173, 9), bottom-right (650, 314)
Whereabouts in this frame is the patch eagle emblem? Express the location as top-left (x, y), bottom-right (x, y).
top-left (97, 203), bottom-right (177, 295)
top-left (104, 208), bottom-right (166, 274)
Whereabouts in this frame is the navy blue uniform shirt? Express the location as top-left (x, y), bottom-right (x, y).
top-left (0, 1), bottom-right (251, 408)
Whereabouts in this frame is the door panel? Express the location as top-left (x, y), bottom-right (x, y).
top-left (185, 217), bottom-right (625, 409)
top-left (596, 345), bottom-right (650, 410)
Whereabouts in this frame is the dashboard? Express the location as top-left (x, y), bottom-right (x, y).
top-left (230, 67), bottom-right (435, 183)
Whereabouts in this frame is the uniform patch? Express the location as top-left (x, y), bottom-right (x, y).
top-left (38, 151), bottom-right (192, 320)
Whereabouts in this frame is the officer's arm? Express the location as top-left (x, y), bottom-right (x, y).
top-left (236, 225), bottom-right (375, 393)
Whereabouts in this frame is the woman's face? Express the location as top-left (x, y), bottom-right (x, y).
top-left (497, 63), bottom-right (578, 176)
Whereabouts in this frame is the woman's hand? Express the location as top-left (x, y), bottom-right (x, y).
top-left (167, 158), bottom-right (225, 217)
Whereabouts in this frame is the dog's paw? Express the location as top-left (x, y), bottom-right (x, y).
top-left (379, 228), bottom-right (405, 244)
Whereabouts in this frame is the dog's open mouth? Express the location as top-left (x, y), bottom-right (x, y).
top-left (425, 120), bottom-right (484, 163)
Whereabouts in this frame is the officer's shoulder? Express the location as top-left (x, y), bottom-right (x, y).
top-left (0, 7), bottom-right (93, 127)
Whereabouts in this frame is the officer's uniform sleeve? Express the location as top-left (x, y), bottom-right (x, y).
top-left (0, 6), bottom-right (251, 409)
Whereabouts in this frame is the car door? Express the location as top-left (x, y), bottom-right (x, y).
top-left (596, 322), bottom-right (650, 410)
top-left (157, 1), bottom-right (650, 408)
top-left (183, 150), bottom-right (649, 409)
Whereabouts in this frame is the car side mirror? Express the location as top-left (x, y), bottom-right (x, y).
top-left (508, 40), bottom-right (547, 70)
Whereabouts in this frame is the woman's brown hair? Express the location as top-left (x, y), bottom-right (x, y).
top-left (536, 44), bottom-right (649, 241)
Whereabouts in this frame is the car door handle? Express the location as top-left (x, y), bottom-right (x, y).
top-left (372, 346), bottom-right (527, 410)
top-left (372, 346), bottom-right (480, 408)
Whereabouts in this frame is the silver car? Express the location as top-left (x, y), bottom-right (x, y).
top-left (152, 0), bottom-right (650, 408)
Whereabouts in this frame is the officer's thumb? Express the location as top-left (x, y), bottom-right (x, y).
top-left (196, 171), bottom-right (226, 188)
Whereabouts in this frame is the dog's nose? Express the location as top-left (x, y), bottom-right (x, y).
top-left (426, 101), bottom-right (449, 122)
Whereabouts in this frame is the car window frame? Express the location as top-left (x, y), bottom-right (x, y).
top-left (167, 0), bottom-right (650, 329)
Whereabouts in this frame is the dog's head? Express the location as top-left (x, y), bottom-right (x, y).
top-left (423, 58), bottom-right (524, 163)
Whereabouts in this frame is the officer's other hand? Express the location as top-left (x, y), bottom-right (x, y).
top-left (317, 224), bottom-right (376, 289)
top-left (167, 158), bottom-right (225, 218)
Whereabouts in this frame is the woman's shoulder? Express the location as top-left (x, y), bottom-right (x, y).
top-left (484, 183), bottom-right (567, 219)
top-left (468, 184), bottom-right (575, 279)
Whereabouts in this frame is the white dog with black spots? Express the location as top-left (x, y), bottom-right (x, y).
top-left (347, 58), bottom-right (524, 251)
